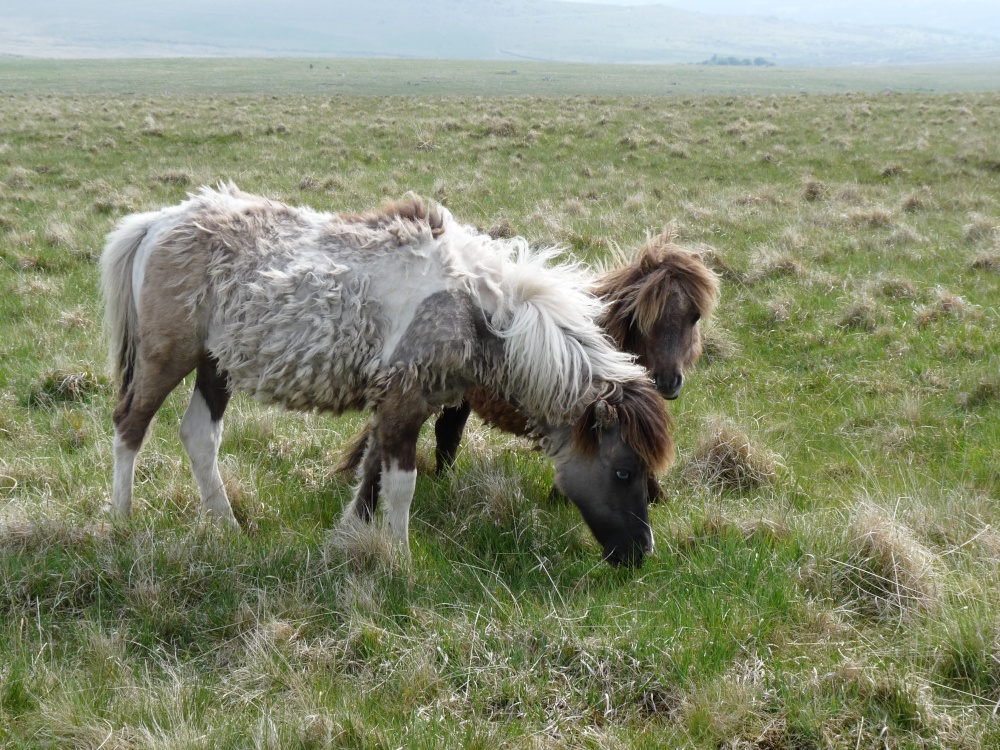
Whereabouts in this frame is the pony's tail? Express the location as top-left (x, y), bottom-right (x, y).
top-left (99, 211), bottom-right (158, 395)
top-left (336, 420), bottom-right (374, 475)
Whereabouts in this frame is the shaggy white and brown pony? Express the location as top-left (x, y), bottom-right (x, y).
top-left (339, 229), bottom-right (719, 499)
top-left (100, 185), bottom-right (673, 566)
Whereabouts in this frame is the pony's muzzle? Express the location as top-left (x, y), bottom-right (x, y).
top-left (654, 371), bottom-right (684, 400)
top-left (604, 531), bottom-right (653, 568)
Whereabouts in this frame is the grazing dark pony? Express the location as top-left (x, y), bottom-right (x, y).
top-left (100, 184), bottom-right (673, 566)
top-left (339, 230), bottom-right (719, 498)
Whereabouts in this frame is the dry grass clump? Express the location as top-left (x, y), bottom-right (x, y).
top-left (480, 117), bottom-right (517, 137)
top-left (766, 299), bottom-right (792, 324)
top-left (326, 518), bottom-right (404, 576)
top-left (681, 417), bottom-right (781, 493)
top-left (886, 224), bottom-right (926, 247)
top-left (450, 453), bottom-right (530, 528)
top-left (957, 374), bottom-right (1000, 410)
top-left (900, 188), bottom-right (931, 212)
top-left (0, 513), bottom-right (111, 554)
top-left (139, 115), bottom-right (163, 136)
top-left (971, 251), bottom-right (1000, 272)
top-left (962, 213), bottom-right (997, 243)
top-left (487, 218), bottom-right (515, 239)
top-left (43, 222), bottom-right (74, 248)
top-left (870, 276), bottom-right (918, 301)
top-left (747, 250), bottom-right (803, 283)
top-left (58, 308), bottom-right (92, 329)
top-left (843, 206), bottom-right (894, 228)
top-left (151, 169), bottom-right (193, 185)
top-left (414, 131), bottom-right (438, 151)
top-left (879, 163), bottom-right (907, 178)
top-left (699, 324), bottom-right (739, 363)
top-left (840, 502), bottom-right (940, 617)
top-left (25, 366), bottom-right (108, 407)
top-left (6, 165), bottom-right (33, 188)
top-left (837, 297), bottom-right (890, 332)
top-left (801, 177), bottom-right (828, 202)
top-left (915, 288), bottom-right (968, 326)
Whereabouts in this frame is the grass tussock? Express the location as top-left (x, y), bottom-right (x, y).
top-left (152, 168), bottom-right (194, 185)
top-left (838, 296), bottom-right (891, 332)
top-left (801, 176), bottom-right (828, 202)
top-left (699, 324), bottom-right (739, 362)
top-left (682, 417), bottom-right (781, 493)
top-left (915, 288), bottom-right (969, 326)
top-left (326, 517), bottom-right (406, 576)
top-left (962, 213), bottom-right (997, 243)
top-left (450, 454), bottom-right (531, 528)
top-left (840, 502), bottom-right (940, 618)
top-left (957, 374), bottom-right (1000, 410)
top-left (24, 366), bottom-right (108, 408)
top-left (971, 251), bottom-right (1000, 272)
top-left (747, 250), bottom-right (804, 283)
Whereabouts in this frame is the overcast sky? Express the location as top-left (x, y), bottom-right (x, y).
top-left (560, 0), bottom-right (1000, 38)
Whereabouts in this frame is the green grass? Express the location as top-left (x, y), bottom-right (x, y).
top-left (3, 57), bottom-right (1000, 96)
top-left (0, 60), bottom-right (999, 747)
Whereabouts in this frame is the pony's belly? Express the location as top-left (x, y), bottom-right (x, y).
top-left (207, 252), bottom-right (394, 413)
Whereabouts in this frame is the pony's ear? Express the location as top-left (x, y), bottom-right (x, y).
top-left (593, 399), bottom-right (619, 429)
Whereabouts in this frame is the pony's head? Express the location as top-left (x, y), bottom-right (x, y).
top-left (546, 378), bottom-right (674, 567)
top-left (595, 230), bottom-right (719, 399)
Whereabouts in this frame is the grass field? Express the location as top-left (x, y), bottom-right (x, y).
top-left (0, 60), bottom-right (999, 748)
top-left (4, 57), bottom-right (1000, 97)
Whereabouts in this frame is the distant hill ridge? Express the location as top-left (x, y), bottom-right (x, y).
top-left (3, 0), bottom-right (1000, 66)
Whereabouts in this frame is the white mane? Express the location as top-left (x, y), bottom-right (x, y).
top-left (438, 217), bottom-right (647, 424)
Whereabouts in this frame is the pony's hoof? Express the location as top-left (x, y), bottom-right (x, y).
top-left (103, 502), bottom-right (132, 519)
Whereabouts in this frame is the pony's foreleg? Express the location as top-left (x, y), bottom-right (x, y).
top-left (433, 400), bottom-right (472, 474)
top-left (179, 356), bottom-right (237, 527)
top-left (377, 389), bottom-right (430, 553)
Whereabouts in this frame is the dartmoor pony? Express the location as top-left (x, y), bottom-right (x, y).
top-left (100, 185), bottom-right (673, 566)
top-left (339, 230), bottom-right (719, 498)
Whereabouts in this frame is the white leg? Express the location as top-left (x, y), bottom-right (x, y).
top-left (110, 431), bottom-right (138, 517)
top-left (179, 390), bottom-right (237, 527)
top-left (381, 459), bottom-right (416, 554)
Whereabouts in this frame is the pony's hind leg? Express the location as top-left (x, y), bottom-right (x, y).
top-left (110, 355), bottom-right (196, 518)
top-left (179, 355), bottom-right (237, 527)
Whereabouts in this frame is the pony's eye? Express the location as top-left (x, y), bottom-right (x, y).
top-left (615, 469), bottom-right (631, 481)
top-left (692, 312), bottom-right (701, 324)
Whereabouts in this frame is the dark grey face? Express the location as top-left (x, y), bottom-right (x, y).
top-left (638, 285), bottom-right (701, 400)
top-left (552, 426), bottom-right (653, 567)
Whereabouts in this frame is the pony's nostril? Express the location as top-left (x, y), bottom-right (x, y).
top-left (655, 372), bottom-right (683, 398)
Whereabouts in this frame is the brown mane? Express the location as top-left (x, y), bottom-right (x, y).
top-left (594, 228), bottom-right (720, 354)
top-left (571, 379), bottom-right (675, 476)
top-left (340, 192), bottom-right (445, 238)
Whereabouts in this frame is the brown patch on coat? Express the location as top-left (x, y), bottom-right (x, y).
top-left (465, 386), bottom-right (533, 437)
top-left (340, 192), bottom-right (445, 239)
top-left (376, 384), bottom-right (431, 473)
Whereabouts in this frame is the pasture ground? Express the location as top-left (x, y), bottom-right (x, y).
top-left (0, 60), bottom-right (998, 748)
